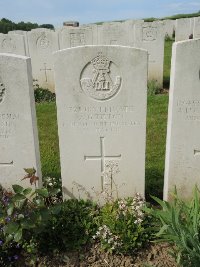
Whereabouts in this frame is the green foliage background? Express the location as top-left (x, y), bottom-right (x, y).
top-left (0, 18), bottom-right (54, 34)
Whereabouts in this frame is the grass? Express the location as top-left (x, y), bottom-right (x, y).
top-left (146, 95), bottom-right (168, 200)
top-left (163, 39), bottom-right (173, 88)
top-left (36, 103), bottom-right (61, 179)
top-left (36, 94), bottom-right (169, 200)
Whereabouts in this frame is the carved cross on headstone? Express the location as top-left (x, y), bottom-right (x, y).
top-left (194, 149), bottom-right (200, 157)
top-left (84, 137), bottom-right (121, 190)
top-left (0, 160), bottom-right (13, 166)
top-left (40, 63), bottom-right (51, 82)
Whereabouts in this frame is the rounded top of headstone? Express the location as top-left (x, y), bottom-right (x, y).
top-left (63, 21), bottom-right (79, 27)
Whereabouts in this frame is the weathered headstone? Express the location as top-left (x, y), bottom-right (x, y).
top-left (54, 46), bottom-right (147, 201)
top-left (58, 25), bottom-right (98, 49)
top-left (0, 33), bottom-right (26, 56)
top-left (163, 20), bottom-right (175, 38)
top-left (27, 28), bottom-right (59, 92)
top-left (97, 21), bottom-right (134, 45)
top-left (190, 17), bottom-right (195, 37)
top-left (193, 17), bottom-right (200, 39)
top-left (175, 18), bottom-right (191, 41)
top-left (164, 39), bottom-right (200, 200)
top-left (0, 53), bottom-right (41, 190)
top-left (134, 21), bottom-right (165, 87)
top-left (9, 30), bottom-right (30, 56)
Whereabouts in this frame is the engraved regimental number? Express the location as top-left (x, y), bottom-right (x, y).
top-left (0, 77), bottom-right (6, 104)
top-left (80, 52), bottom-right (121, 100)
top-left (84, 137), bottom-right (121, 190)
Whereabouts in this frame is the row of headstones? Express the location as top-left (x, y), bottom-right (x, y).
top-left (0, 19), bottom-right (169, 91)
top-left (1, 38), bottom-right (200, 201)
top-left (1, 17), bottom-right (200, 92)
top-left (176, 17), bottom-right (200, 41)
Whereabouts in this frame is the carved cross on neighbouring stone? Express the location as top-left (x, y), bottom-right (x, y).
top-left (84, 137), bottom-right (121, 190)
top-left (40, 63), bottom-right (51, 82)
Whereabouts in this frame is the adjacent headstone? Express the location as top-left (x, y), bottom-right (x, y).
top-left (175, 18), bottom-right (191, 41)
top-left (27, 28), bottom-right (59, 92)
top-left (190, 17), bottom-right (195, 37)
top-left (0, 53), bottom-right (41, 190)
top-left (164, 39), bottom-right (200, 200)
top-left (0, 33), bottom-right (26, 56)
top-left (9, 30), bottom-right (30, 56)
top-left (163, 20), bottom-right (175, 38)
top-left (58, 25), bottom-right (98, 49)
top-left (97, 21), bottom-right (134, 45)
top-left (54, 46), bottom-right (147, 201)
top-left (134, 21), bottom-right (165, 87)
top-left (193, 17), bottom-right (200, 39)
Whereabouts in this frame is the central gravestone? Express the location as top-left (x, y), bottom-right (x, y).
top-left (54, 46), bottom-right (147, 201)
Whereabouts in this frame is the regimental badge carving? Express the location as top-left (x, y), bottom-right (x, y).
top-left (0, 77), bottom-right (6, 104)
top-left (37, 34), bottom-right (50, 49)
top-left (70, 33), bottom-right (85, 47)
top-left (1, 37), bottom-right (16, 53)
top-left (80, 52), bottom-right (122, 101)
top-left (142, 27), bottom-right (157, 41)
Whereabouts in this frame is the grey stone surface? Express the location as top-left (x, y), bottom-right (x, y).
top-left (0, 33), bottom-right (26, 56)
top-left (134, 21), bottom-right (165, 87)
top-left (54, 45), bottom-right (147, 201)
top-left (175, 18), bottom-right (192, 41)
top-left (163, 20), bottom-right (175, 38)
top-left (97, 21), bottom-right (135, 46)
top-left (58, 25), bottom-right (98, 49)
top-left (9, 30), bottom-right (30, 56)
top-left (164, 39), bottom-right (200, 200)
top-left (0, 53), bottom-right (41, 190)
top-left (27, 28), bottom-right (59, 92)
top-left (193, 17), bottom-right (200, 39)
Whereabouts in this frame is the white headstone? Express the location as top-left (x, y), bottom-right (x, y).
top-left (164, 39), bottom-right (200, 200)
top-left (97, 21), bottom-right (134, 45)
top-left (54, 46), bottom-right (147, 201)
top-left (175, 18), bottom-right (191, 41)
top-left (58, 25), bottom-right (97, 49)
top-left (8, 30), bottom-right (30, 56)
top-left (163, 20), bottom-right (175, 38)
top-left (27, 28), bottom-right (59, 92)
top-left (134, 21), bottom-right (165, 87)
top-left (193, 17), bottom-right (200, 39)
top-left (0, 33), bottom-right (26, 56)
top-left (190, 17), bottom-right (195, 36)
top-left (0, 53), bottom-right (41, 190)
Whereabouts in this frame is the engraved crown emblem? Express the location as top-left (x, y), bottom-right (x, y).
top-left (91, 52), bottom-right (110, 71)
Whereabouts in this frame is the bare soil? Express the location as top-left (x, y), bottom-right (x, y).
top-left (37, 243), bottom-right (177, 267)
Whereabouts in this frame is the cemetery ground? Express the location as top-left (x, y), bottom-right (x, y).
top-left (2, 39), bottom-right (200, 267)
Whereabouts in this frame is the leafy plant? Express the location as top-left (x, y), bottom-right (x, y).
top-left (147, 80), bottom-right (161, 96)
top-left (149, 187), bottom-right (200, 267)
top-left (34, 87), bottom-right (56, 103)
top-left (94, 193), bottom-right (155, 254)
top-left (0, 169), bottom-right (60, 266)
top-left (37, 199), bottom-right (99, 253)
